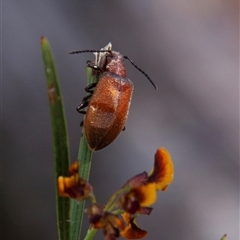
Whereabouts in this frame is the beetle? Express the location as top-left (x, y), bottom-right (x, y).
top-left (70, 45), bottom-right (157, 151)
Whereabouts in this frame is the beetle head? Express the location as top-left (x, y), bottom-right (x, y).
top-left (105, 51), bottom-right (127, 78)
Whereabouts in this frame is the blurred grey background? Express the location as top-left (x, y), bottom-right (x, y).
top-left (2, 1), bottom-right (239, 240)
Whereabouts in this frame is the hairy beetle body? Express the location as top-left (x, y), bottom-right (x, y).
top-left (84, 72), bottom-right (133, 150)
top-left (70, 44), bottom-right (156, 151)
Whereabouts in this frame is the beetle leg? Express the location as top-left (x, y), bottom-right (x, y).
top-left (87, 60), bottom-right (103, 72)
top-left (76, 101), bottom-right (89, 113)
top-left (76, 82), bottom-right (97, 118)
top-left (82, 94), bottom-right (92, 102)
top-left (85, 82), bottom-right (97, 94)
top-left (80, 121), bottom-right (84, 127)
top-left (77, 83), bottom-right (96, 113)
top-left (122, 126), bottom-right (126, 131)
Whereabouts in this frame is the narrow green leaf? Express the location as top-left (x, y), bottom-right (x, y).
top-left (69, 67), bottom-right (95, 240)
top-left (69, 43), bottom-right (112, 240)
top-left (41, 36), bottom-right (70, 240)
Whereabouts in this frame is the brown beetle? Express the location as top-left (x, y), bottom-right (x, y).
top-left (70, 45), bottom-right (157, 151)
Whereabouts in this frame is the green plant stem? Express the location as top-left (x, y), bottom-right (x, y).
top-left (83, 228), bottom-right (98, 240)
top-left (104, 186), bottom-right (131, 212)
top-left (69, 133), bottom-right (93, 240)
top-left (70, 67), bottom-right (98, 240)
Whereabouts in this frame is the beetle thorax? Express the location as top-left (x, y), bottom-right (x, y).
top-left (105, 51), bottom-right (127, 78)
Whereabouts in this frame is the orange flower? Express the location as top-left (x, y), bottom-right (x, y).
top-left (119, 147), bottom-right (174, 214)
top-left (119, 183), bottom-right (156, 214)
top-left (68, 160), bottom-right (79, 175)
top-left (58, 161), bottom-right (92, 201)
top-left (147, 147), bottom-right (174, 191)
top-left (134, 183), bottom-right (157, 207)
top-left (58, 148), bottom-right (174, 240)
top-left (121, 213), bottom-right (147, 239)
top-left (86, 204), bottom-right (125, 240)
top-left (85, 203), bottom-right (104, 227)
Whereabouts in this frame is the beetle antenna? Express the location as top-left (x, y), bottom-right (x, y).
top-left (123, 56), bottom-right (157, 89)
top-left (69, 50), bottom-right (111, 54)
top-left (69, 49), bottom-right (157, 89)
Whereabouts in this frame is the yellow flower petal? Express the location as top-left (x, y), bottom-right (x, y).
top-left (121, 217), bottom-right (147, 239)
top-left (148, 147), bottom-right (174, 191)
top-left (68, 160), bottom-right (79, 175)
top-left (136, 183), bottom-right (157, 207)
top-left (58, 176), bottom-right (70, 197)
top-left (119, 183), bottom-right (157, 214)
top-left (122, 212), bottom-right (131, 223)
top-left (57, 161), bottom-right (92, 200)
